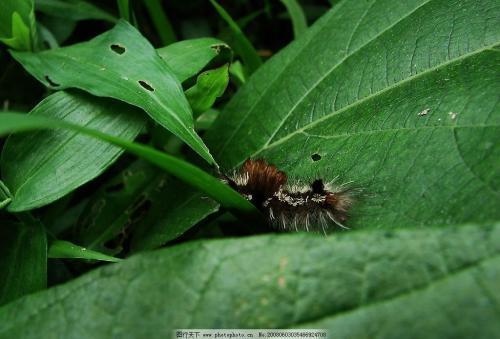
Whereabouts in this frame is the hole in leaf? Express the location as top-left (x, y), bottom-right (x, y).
top-left (138, 80), bottom-right (155, 92)
top-left (44, 75), bottom-right (60, 87)
top-left (110, 44), bottom-right (126, 54)
top-left (311, 153), bottom-right (322, 161)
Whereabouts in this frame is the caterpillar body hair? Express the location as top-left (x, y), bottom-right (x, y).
top-left (222, 159), bottom-right (354, 234)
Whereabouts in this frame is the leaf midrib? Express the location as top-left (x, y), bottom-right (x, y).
top-left (213, 0), bottom-right (350, 156)
top-left (40, 50), bottom-right (193, 136)
top-left (219, 0), bottom-right (433, 161)
top-left (249, 43), bottom-right (498, 162)
top-left (299, 123), bottom-right (499, 140)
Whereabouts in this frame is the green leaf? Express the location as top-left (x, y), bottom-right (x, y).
top-left (186, 64), bottom-right (229, 116)
top-left (0, 112), bottom-right (256, 215)
top-left (0, 0), bottom-right (37, 51)
top-left (209, 0), bottom-right (262, 75)
top-left (48, 240), bottom-right (122, 263)
top-left (0, 181), bottom-right (12, 210)
top-left (35, 0), bottom-right (117, 23)
top-left (10, 20), bottom-right (216, 165)
top-left (280, 0), bottom-right (308, 38)
top-left (206, 0), bottom-right (500, 227)
top-left (130, 181), bottom-right (220, 252)
top-left (157, 37), bottom-right (232, 83)
top-left (0, 219), bottom-right (46, 306)
top-left (1, 91), bottom-right (145, 212)
top-left (0, 223), bottom-right (498, 336)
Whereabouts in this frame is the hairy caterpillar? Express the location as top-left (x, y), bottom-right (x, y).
top-left (222, 159), bottom-right (354, 234)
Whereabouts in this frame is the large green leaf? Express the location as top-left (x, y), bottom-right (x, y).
top-left (0, 223), bottom-right (498, 337)
top-left (10, 20), bottom-right (215, 164)
top-left (1, 91), bottom-right (145, 212)
top-left (205, 0), bottom-right (500, 228)
top-left (0, 220), bottom-right (46, 306)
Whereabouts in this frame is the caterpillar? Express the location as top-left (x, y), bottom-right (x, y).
top-left (222, 159), bottom-right (354, 234)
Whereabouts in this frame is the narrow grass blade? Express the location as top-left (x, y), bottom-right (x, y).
top-left (143, 0), bottom-right (176, 45)
top-left (209, 0), bottom-right (262, 75)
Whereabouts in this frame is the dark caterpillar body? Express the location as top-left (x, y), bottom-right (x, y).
top-left (223, 159), bottom-right (354, 233)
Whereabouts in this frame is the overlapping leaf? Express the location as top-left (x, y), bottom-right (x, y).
top-left (0, 223), bottom-right (498, 337)
top-left (2, 36), bottom-right (233, 212)
top-left (11, 20), bottom-right (215, 164)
